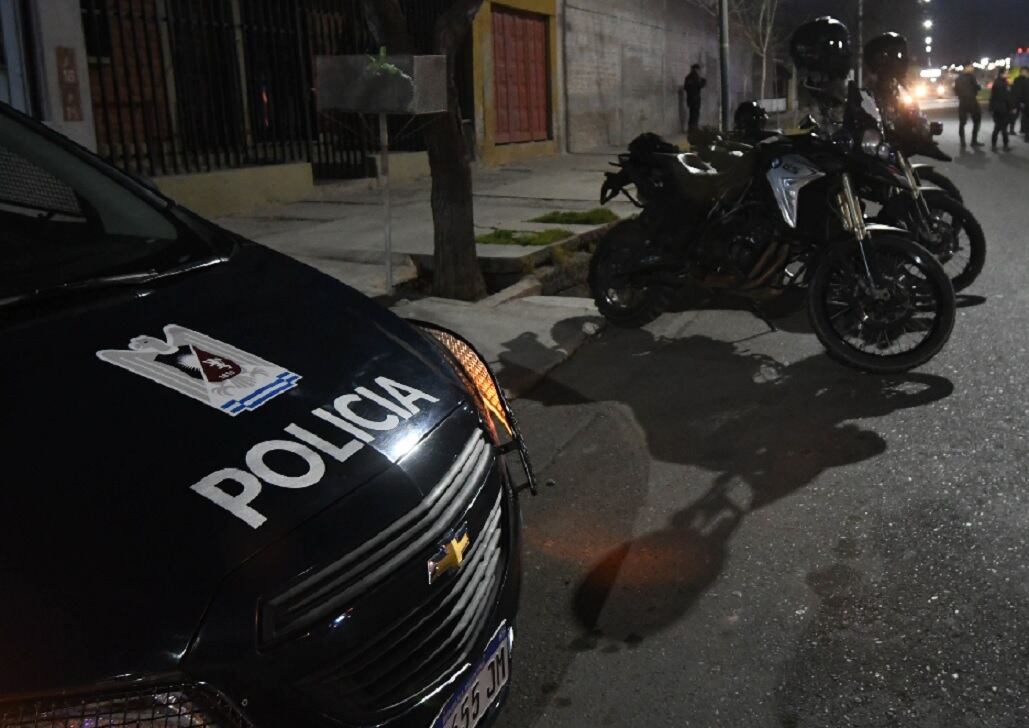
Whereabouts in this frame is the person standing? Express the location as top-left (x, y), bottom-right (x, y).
top-left (954, 66), bottom-right (983, 149)
top-left (1012, 67), bottom-right (1029, 142)
top-left (683, 64), bottom-right (707, 132)
top-left (989, 69), bottom-right (1012, 151)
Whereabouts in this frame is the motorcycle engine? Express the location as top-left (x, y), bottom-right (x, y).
top-left (699, 209), bottom-right (777, 281)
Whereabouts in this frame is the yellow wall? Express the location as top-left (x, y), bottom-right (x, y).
top-left (156, 162), bottom-right (315, 218)
top-left (472, 0), bottom-right (561, 165)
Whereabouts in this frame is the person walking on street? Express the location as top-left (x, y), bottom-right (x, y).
top-left (954, 66), bottom-right (983, 149)
top-left (1012, 67), bottom-right (1029, 142)
top-left (990, 69), bottom-right (1013, 151)
top-left (684, 64), bottom-right (706, 133)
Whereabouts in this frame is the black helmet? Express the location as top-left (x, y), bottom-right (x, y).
top-left (734, 101), bottom-right (769, 133)
top-left (865, 32), bottom-right (909, 80)
top-left (790, 16), bottom-right (852, 79)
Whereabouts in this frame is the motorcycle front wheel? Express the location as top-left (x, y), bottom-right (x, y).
top-left (915, 168), bottom-right (963, 204)
top-left (807, 236), bottom-right (956, 374)
top-left (920, 190), bottom-right (986, 292)
top-left (588, 220), bottom-right (675, 328)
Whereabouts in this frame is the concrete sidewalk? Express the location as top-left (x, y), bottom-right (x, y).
top-left (214, 151), bottom-right (623, 398)
top-left (215, 151), bottom-right (638, 297)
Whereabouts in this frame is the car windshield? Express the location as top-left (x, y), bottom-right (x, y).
top-left (0, 111), bottom-right (212, 301)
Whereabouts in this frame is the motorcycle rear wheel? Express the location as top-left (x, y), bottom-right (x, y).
top-left (807, 236), bottom-right (956, 374)
top-left (588, 220), bottom-right (675, 328)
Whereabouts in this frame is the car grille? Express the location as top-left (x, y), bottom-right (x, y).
top-left (303, 487), bottom-right (505, 711)
top-left (0, 682), bottom-right (251, 728)
top-left (261, 427), bottom-right (509, 712)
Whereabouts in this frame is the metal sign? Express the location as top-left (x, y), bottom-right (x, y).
top-left (315, 54), bottom-right (448, 294)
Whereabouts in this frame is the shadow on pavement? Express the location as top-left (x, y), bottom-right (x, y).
top-left (496, 323), bottom-right (953, 725)
top-left (956, 293), bottom-right (987, 309)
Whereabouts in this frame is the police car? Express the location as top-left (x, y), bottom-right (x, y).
top-left (0, 101), bottom-right (533, 728)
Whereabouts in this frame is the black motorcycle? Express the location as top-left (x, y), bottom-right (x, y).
top-left (884, 103), bottom-right (963, 203)
top-left (590, 128), bottom-right (956, 374)
top-left (864, 32), bottom-right (963, 202)
top-left (723, 88), bottom-right (985, 292)
top-left (842, 85), bottom-right (985, 292)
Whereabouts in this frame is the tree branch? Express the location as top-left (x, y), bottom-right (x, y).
top-left (360, 0), bottom-right (413, 53)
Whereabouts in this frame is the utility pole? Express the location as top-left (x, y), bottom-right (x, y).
top-left (719, 0), bottom-right (731, 130)
top-left (856, 0), bottom-right (864, 85)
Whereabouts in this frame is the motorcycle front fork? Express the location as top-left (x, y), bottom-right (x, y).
top-left (840, 174), bottom-right (882, 291)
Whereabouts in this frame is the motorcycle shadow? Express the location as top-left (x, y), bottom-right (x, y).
top-left (509, 325), bottom-right (954, 643)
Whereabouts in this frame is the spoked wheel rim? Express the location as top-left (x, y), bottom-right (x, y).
top-left (925, 208), bottom-right (972, 281)
top-left (822, 247), bottom-right (944, 358)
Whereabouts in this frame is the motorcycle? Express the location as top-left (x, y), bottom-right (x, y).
top-left (868, 79), bottom-right (963, 203)
top-left (884, 102), bottom-right (963, 203)
top-left (590, 126), bottom-right (956, 374)
top-left (718, 88), bottom-right (984, 292)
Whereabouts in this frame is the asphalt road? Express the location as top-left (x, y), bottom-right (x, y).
top-left (493, 110), bottom-right (1029, 728)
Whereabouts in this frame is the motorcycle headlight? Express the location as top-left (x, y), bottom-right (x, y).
top-left (418, 324), bottom-right (513, 440)
top-left (861, 129), bottom-right (883, 156)
top-left (0, 680), bottom-right (249, 727)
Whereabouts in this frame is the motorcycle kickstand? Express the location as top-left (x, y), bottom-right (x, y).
top-left (749, 301), bottom-right (779, 333)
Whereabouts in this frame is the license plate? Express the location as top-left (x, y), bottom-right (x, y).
top-left (433, 627), bottom-right (511, 728)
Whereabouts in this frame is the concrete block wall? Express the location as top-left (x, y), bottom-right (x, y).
top-left (563, 0), bottom-right (755, 151)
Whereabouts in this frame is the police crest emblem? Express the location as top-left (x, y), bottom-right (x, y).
top-left (97, 324), bottom-right (300, 415)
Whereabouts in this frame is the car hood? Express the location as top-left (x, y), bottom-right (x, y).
top-left (0, 244), bottom-right (468, 696)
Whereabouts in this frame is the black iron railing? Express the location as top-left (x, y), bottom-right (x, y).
top-left (79, 0), bottom-right (451, 180)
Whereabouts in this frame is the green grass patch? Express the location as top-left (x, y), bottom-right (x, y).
top-left (530, 208), bottom-right (620, 225)
top-left (476, 228), bottom-right (575, 246)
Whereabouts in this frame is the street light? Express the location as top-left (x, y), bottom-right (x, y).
top-left (925, 36), bottom-right (932, 44)
top-left (923, 19), bottom-right (933, 29)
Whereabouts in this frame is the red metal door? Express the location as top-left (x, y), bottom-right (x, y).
top-left (493, 8), bottom-right (548, 144)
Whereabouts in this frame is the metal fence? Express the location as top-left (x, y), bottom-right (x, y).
top-left (80, 0), bottom-right (451, 180)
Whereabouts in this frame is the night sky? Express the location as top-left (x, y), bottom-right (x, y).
top-left (931, 0), bottom-right (1028, 64)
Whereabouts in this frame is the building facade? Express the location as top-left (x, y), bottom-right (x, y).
top-left (7, 0), bottom-right (772, 215)
top-left (563, 0), bottom-right (757, 150)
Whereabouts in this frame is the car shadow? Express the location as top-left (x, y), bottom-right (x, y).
top-left (495, 323), bottom-right (953, 725)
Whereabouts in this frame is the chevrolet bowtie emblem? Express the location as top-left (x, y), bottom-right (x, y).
top-left (428, 524), bottom-right (471, 584)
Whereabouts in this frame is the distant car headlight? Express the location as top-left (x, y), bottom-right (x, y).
top-left (936, 84), bottom-right (946, 96)
top-left (0, 681), bottom-right (249, 727)
top-left (418, 324), bottom-right (513, 440)
top-left (914, 84), bottom-right (928, 99)
top-left (861, 129), bottom-right (884, 156)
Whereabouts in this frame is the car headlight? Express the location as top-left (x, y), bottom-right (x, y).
top-left (0, 680), bottom-right (249, 727)
top-left (861, 129), bottom-right (883, 156)
top-left (418, 324), bottom-right (513, 439)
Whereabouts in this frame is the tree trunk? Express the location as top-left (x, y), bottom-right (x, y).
top-left (427, 0), bottom-right (487, 300)
top-left (361, 0), bottom-right (487, 300)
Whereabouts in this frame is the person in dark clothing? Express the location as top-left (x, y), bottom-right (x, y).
top-left (954, 67), bottom-right (983, 148)
top-left (683, 64), bottom-right (706, 131)
top-left (989, 69), bottom-right (1012, 151)
top-left (1012, 67), bottom-right (1029, 141)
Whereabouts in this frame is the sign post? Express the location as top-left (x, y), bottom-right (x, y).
top-left (315, 52), bottom-right (447, 295)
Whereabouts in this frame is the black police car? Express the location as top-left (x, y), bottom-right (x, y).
top-left (0, 101), bottom-right (533, 728)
